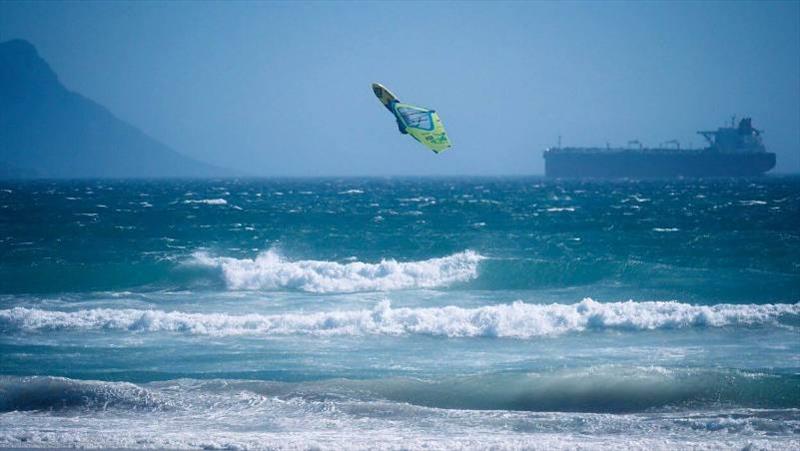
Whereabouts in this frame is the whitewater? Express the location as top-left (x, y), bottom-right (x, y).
top-left (3, 298), bottom-right (797, 338)
top-left (189, 249), bottom-right (484, 292)
top-left (0, 177), bottom-right (798, 450)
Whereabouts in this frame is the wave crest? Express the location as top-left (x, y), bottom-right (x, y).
top-left (189, 250), bottom-right (484, 292)
top-left (2, 299), bottom-right (796, 338)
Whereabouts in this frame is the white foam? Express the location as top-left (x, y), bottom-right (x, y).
top-left (1, 299), bottom-right (796, 338)
top-left (189, 250), bottom-right (484, 292)
top-left (546, 207), bottom-right (575, 212)
top-left (184, 198), bottom-right (227, 205)
top-left (0, 421), bottom-right (794, 451)
top-left (740, 200), bottom-right (767, 206)
top-left (398, 196), bottom-right (435, 203)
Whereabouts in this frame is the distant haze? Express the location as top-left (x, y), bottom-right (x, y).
top-left (1, 1), bottom-right (798, 175)
top-left (0, 39), bottom-right (229, 178)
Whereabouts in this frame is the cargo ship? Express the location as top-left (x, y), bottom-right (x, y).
top-left (543, 118), bottom-right (776, 178)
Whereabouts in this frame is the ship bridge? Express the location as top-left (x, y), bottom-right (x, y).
top-left (697, 117), bottom-right (766, 153)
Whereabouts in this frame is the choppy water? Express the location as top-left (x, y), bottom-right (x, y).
top-left (0, 177), bottom-right (798, 450)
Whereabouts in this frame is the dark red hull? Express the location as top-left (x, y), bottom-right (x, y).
top-left (544, 151), bottom-right (776, 178)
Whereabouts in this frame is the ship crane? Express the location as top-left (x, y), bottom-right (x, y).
top-left (627, 140), bottom-right (643, 150)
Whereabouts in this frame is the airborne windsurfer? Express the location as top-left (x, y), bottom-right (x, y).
top-left (371, 82), bottom-right (451, 153)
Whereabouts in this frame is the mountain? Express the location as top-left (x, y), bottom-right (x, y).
top-left (0, 39), bottom-right (231, 178)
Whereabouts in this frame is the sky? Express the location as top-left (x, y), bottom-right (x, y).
top-left (1, 0), bottom-right (799, 175)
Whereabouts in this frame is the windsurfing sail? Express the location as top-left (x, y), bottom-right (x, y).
top-left (372, 83), bottom-right (451, 153)
top-left (392, 103), bottom-right (451, 153)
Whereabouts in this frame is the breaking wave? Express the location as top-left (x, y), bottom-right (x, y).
top-left (1, 368), bottom-right (797, 415)
top-left (0, 376), bottom-right (165, 412)
top-left (1, 299), bottom-right (797, 338)
top-left (318, 366), bottom-right (800, 412)
top-left (188, 250), bottom-right (484, 292)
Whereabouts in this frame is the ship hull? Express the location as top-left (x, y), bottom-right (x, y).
top-left (544, 152), bottom-right (776, 178)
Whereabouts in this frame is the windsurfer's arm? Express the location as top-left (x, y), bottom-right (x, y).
top-left (396, 117), bottom-right (408, 134)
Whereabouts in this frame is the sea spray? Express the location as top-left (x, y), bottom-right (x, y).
top-left (188, 249), bottom-right (485, 292)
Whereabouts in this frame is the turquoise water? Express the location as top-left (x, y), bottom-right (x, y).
top-left (0, 177), bottom-right (798, 449)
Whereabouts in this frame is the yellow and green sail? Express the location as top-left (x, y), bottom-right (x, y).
top-left (372, 83), bottom-right (451, 154)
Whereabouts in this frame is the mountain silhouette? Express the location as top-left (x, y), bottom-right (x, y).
top-left (0, 39), bottom-right (231, 178)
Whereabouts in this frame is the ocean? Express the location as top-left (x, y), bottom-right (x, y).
top-left (0, 176), bottom-right (798, 450)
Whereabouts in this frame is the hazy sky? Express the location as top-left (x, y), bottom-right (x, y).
top-left (2, 0), bottom-right (799, 175)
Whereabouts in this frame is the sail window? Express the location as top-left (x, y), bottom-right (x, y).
top-left (396, 106), bottom-right (434, 131)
